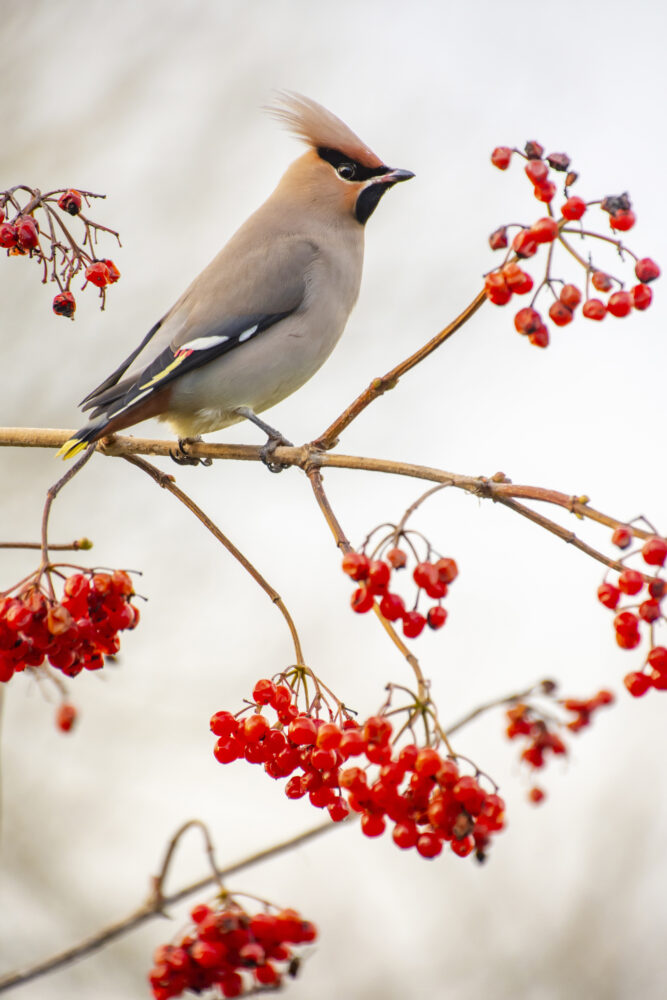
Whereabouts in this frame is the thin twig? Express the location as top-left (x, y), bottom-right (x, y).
top-left (306, 467), bottom-right (429, 702)
top-left (311, 289), bottom-right (487, 450)
top-left (443, 679), bottom-right (555, 737)
top-left (123, 454), bottom-right (305, 665)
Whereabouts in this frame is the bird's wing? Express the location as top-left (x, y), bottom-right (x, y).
top-left (80, 238), bottom-right (318, 422)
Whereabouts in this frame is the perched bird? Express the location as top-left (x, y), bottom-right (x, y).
top-left (58, 93), bottom-right (413, 464)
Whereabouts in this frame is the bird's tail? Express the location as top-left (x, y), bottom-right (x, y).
top-left (57, 421), bottom-right (107, 460)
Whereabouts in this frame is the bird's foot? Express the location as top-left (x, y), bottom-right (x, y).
top-left (260, 432), bottom-right (294, 473)
top-left (169, 437), bottom-right (213, 467)
top-left (232, 406), bottom-right (293, 473)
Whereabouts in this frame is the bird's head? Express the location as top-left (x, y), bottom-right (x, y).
top-left (268, 92), bottom-right (414, 224)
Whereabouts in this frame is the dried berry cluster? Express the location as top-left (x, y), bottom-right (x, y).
top-left (342, 548), bottom-right (458, 639)
top-left (0, 569), bottom-right (139, 682)
top-left (0, 185), bottom-right (121, 317)
top-left (596, 527), bottom-right (667, 696)
top-left (486, 142), bottom-right (660, 347)
top-left (149, 899), bottom-right (316, 999)
top-left (506, 687), bottom-right (614, 803)
top-left (211, 679), bottom-right (505, 862)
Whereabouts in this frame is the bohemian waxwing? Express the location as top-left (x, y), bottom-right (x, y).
top-left (58, 93), bottom-right (413, 464)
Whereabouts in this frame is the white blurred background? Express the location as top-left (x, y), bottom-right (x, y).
top-left (1, 1), bottom-right (666, 997)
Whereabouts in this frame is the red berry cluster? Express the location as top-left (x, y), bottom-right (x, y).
top-left (0, 185), bottom-right (121, 318)
top-left (505, 688), bottom-right (614, 802)
top-left (341, 549), bottom-right (458, 640)
top-left (149, 899), bottom-right (316, 999)
top-left (211, 680), bottom-right (505, 863)
top-left (597, 526), bottom-right (667, 697)
top-left (486, 142), bottom-right (660, 347)
top-left (0, 569), bottom-right (139, 682)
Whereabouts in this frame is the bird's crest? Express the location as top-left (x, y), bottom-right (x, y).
top-left (267, 92), bottom-right (384, 169)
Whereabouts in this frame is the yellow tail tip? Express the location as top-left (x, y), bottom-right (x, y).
top-left (56, 438), bottom-right (88, 460)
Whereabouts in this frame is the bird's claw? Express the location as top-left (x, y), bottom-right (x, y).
top-left (260, 434), bottom-right (293, 474)
top-left (169, 438), bottom-right (213, 467)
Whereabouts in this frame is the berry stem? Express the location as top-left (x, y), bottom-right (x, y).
top-left (443, 679), bottom-right (557, 737)
top-left (39, 444), bottom-right (97, 597)
top-left (561, 228), bottom-right (639, 261)
top-left (151, 819), bottom-right (224, 910)
top-left (123, 454), bottom-right (306, 667)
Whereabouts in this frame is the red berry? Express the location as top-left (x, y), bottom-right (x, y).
top-left (635, 258), bottom-right (660, 283)
top-left (450, 835), bottom-right (474, 858)
top-left (350, 585), bottom-right (374, 614)
top-left (103, 259), bottom-right (120, 283)
top-left (560, 284), bottom-right (582, 310)
top-left (341, 552), bottom-right (370, 580)
top-left (632, 284), bottom-right (652, 310)
top-left (56, 703), bottom-right (77, 732)
top-left (392, 821), bottom-right (418, 849)
top-left (484, 271), bottom-right (512, 305)
top-left (489, 226), bottom-right (508, 250)
top-left (528, 787), bottom-right (545, 804)
top-left (427, 606), bottom-right (447, 629)
top-left (386, 547), bottom-right (407, 569)
top-left (58, 190), bottom-right (82, 215)
top-left (624, 671), bottom-right (651, 697)
top-left (367, 559), bottom-right (391, 593)
top-left (525, 160), bottom-right (549, 184)
top-left (416, 832), bottom-right (443, 859)
top-left (607, 291), bottom-right (633, 317)
top-left (16, 216), bottom-right (39, 250)
top-left (210, 710), bottom-right (238, 737)
top-left (379, 591), bottom-right (406, 622)
top-left (402, 611), bottom-right (426, 639)
top-left (648, 646), bottom-right (667, 676)
top-left (649, 579), bottom-right (666, 600)
top-left (243, 714), bottom-right (270, 743)
top-left (591, 271), bottom-right (613, 292)
top-left (252, 678), bottom-right (276, 704)
top-left (288, 715), bottom-right (317, 746)
top-left (491, 146), bottom-right (512, 170)
top-left (609, 209), bottom-right (635, 231)
top-left (435, 557), bottom-right (458, 583)
top-left (616, 630), bottom-right (641, 651)
top-left (317, 722), bottom-right (342, 749)
top-left (597, 582), bottom-right (621, 609)
top-left (52, 292), bottom-right (76, 319)
top-left (514, 307), bottom-right (543, 335)
top-left (530, 217), bottom-right (559, 243)
top-left (502, 262), bottom-right (533, 294)
top-left (85, 261), bottom-right (110, 287)
top-left (612, 526), bottom-right (633, 549)
top-left (0, 208), bottom-right (4, 223)
top-left (582, 298), bottom-right (606, 321)
top-left (413, 562), bottom-right (435, 589)
top-left (618, 569), bottom-right (644, 596)
top-left (533, 181), bottom-right (557, 203)
top-left (642, 536), bottom-right (667, 566)
top-left (614, 609), bottom-right (641, 635)
top-left (561, 196), bottom-right (586, 221)
top-left (529, 326), bottom-right (549, 348)
top-left (360, 813), bottom-right (386, 837)
top-left (415, 747), bottom-right (442, 777)
top-left (0, 223), bottom-right (17, 248)
top-left (639, 599), bottom-right (661, 623)
top-left (512, 229), bottom-right (538, 258)
top-left (548, 301), bottom-right (573, 327)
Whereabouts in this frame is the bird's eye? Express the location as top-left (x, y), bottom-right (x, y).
top-left (337, 162), bottom-right (356, 180)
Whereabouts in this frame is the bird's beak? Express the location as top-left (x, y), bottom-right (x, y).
top-left (379, 167), bottom-right (415, 185)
